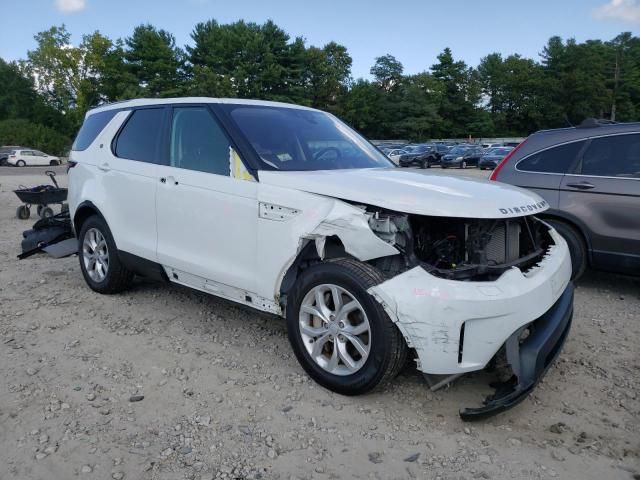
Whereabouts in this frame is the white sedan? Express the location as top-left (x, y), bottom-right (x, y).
top-left (386, 149), bottom-right (407, 165)
top-left (7, 149), bottom-right (61, 166)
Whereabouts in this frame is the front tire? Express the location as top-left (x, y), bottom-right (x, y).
top-left (545, 219), bottom-right (587, 280)
top-left (78, 215), bottom-right (134, 294)
top-left (49, 160), bottom-right (59, 166)
top-left (286, 258), bottom-right (407, 395)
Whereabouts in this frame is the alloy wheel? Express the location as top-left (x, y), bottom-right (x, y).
top-left (299, 284), bottom-right (371, 376)
top-left (82, 228), bottom-right (109, 282)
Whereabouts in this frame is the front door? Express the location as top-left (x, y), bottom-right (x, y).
top-left (155, 105), bottom-right (258, 294)
top-left (559, 133), bottom-right (640, 273)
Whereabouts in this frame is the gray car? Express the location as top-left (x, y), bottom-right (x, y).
top-left (491, 120), bottom-right (640, 279)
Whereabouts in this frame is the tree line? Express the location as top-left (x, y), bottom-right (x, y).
top-left (1, 19), bottom-right (639, 155)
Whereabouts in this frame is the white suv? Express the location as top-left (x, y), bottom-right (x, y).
top-left (68, 98), bottom-right (573, 420)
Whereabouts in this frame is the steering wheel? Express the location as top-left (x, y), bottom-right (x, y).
top-left (313, 147), bottom-right (342, 163)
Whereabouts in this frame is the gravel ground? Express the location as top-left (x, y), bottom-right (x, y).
top-left (1, 167), bottom-right (638, 480)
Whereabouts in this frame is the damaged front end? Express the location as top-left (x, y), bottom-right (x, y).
top-left (360, 206), bottom-right (573, 420)
top-left (459, 282), bottom-right (573, 420)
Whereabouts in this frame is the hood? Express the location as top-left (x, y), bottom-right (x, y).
top-left (259, 168), bottom-right (548, 219)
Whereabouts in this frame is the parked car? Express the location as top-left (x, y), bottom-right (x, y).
top-left (481, 142), bottom-right (503, 149)
top-left (440, 145), bottom-right (484, 168)
top-left (7, 149), bottom-right (61, 166)
top-left (479, 147), bottom-right (514, 170)
top-left (68, 98), bottom-right (573, 419)
top-left (0, 145), bottom-right (27, 166)
top-left (490, 119), bottom-right (640, 279)
top-left (386, 148), bottom-right (407, 165)
top-left (432, 144), bottom-right (451, 160)
top-left (398, 144), bottom-right (438, 168)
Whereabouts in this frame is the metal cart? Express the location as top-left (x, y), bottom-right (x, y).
top-left (14, 170), bottom-right (68, 220)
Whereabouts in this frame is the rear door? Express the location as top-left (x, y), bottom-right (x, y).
top-left (102, 107), bottom-right (165, 260)
top-left (559, 133), bottom-right (640, 273)
top-left (511, 140), bottom-right (586, 208)
top-left (20, 150), bottom-right (33, 165)
top-left (155, 104), bottom-right (258, 293)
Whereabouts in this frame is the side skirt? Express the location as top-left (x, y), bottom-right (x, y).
top-left (163, 266), bottom-right (282, 316)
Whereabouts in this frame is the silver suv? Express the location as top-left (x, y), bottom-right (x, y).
top-left (491, 120), bottom-right (640, 279)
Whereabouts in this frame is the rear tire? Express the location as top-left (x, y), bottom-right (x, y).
top-left (41, 206), bottom-right (54, 218)
top-left (16, 160), bottom-right (26, 167)
top-left (286, 258), bottom-right (407, 396)
top-left (546, 219), bottom-right (587, 281)
top-left (78, 215), bottom-right (134, 294)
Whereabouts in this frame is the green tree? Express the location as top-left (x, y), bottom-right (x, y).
top-left (0, 118), bottom-right (69, 155)
top-left (188, 19), bottom-right (300, 101)
top-left (370, 54), bottom-right (403, 92)
top-left (342, 79), bottom-right (385, 138)
top-left (305, 42), bottom-right (352, 113)
top-left (430, 48), bottom-right (479, 137)
top-left (0, 58), bottom-right (72, 138)
top-left (124, 24), bottom-right (186, 97)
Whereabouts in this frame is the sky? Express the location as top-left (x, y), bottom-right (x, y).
top-left (0, 0), bottom-right (638, 79)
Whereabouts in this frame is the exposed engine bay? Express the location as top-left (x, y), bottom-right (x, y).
top-left (365, 207), bottom-right (553, 281)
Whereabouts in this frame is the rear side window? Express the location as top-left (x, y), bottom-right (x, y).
top-left (72, 110), bottom-right (119, 151)
top-left (169, 107), bottom-right (231, 176)
top-left (114, 108), bottom-right (164, 163)
top-left (580, 134), bottom-right (640, 178)
top-left (518, 141), bottom-right (585, 174)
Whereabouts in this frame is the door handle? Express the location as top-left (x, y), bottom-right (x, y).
top-left (98, 163), bottom-right (110, 172)
top-left (566, 181), bottom-right (595, 190)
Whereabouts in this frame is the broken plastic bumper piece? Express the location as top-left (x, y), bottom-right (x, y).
top-left (460, 282), bottom-right (574, 421)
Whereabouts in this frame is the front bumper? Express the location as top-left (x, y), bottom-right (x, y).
top-left (441, 159), bottom-right (461, 166)
top-left (368, 228), bottom-right (572, 418)
top-left (368, 229), bottom-right (571, 376)
top-left (459, 282), bottom-right (573, 420)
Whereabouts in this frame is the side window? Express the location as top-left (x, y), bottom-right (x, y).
top-left (170, 107), bottom-right (231, 176)
top-left (581, 134), bottom-right (640, 178)
top-left (73, 109), bottom-right (119, 151)
top-left (115, 108), bottom-right (164, 163)
top-left (518, 141), bottom-right (585, 174)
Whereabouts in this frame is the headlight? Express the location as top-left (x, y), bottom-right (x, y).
top-left (456, 156), bottom-right (463, 161)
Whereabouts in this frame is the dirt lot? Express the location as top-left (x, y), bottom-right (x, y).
top-left (1, 166), bottom-right (638, 480)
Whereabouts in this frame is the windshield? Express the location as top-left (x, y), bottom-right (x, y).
top-left (226, 105), bottom-right (394, 171)
top-left (414, 145), bottom-right (433, 152)
top-left (492, 148), bottom-right (512, 155)
top-left (449, 146), bottom-right (471, 155)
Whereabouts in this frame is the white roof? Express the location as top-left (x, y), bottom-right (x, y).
top-left (87, 97), bottom-right (316, 116)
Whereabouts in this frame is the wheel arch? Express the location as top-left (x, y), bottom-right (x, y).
top-left (278, 235), bottom-right (351, 307)
top-left (73, 201), bottom-right (106, 236)
top-left (537, 210), bottom-right (592, 261)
